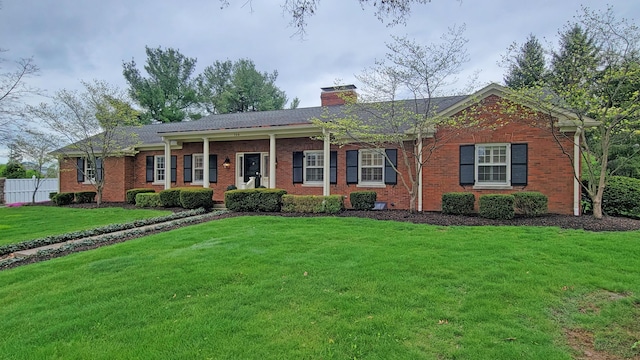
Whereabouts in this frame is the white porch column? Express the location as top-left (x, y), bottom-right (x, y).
top-left (163, 139), bottom-right (171, 190)
top-left (323, 129), bottom-right (330, 196)
top-left (203, 137), bottom-right (210, 187)
top-left (269, 134), bottom-right (277, 188)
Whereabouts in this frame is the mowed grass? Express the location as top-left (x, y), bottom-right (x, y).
top-left (0, 206), bottom-right (171, 246)
top-left (0, 216), bottom-right (639, 359)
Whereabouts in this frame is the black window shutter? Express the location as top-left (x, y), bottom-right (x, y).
top-left (460, 145), bottom-right (475, 185)
top-left (95, 158), bottom-right (103, 181)
top-left (330, 151), bottom-right (337, 184)
top-left (511, 144), bottom-right (528, 186)
top-left (146, 156), bottom-right (154, 182)
top-left (293, 152), bottom-right (303, 183)
top-left (184, 155), bottom-right (192, 182)
top-left (209, 154), bottom-right (217, 183)
top-left (171, 155), bottom-right (177, 182)
top-left (384, 149), bottom-right (397, 185)
top-left (346, 150), bottom-right (358, 184)
top-left (76, 158), bottom-right (85, 182)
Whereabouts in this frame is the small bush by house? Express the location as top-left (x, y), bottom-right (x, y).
top-left (603, 176), bottom-right (640, 218)
top-left (281, 195), bottom-right (345, 214)
top-left (179, 188), bottom-right (214, 209)
top-left (159, 188), bottom-right (182, 208)
top-left (136, 193), bottom-right (162, 208)
top-left (52, 192), bottom-right (74, 206)
top-left (479, 194), bottom-right (515, 220)
top-left (48, 192), bottom-right (58, 200)
top-left (225, 189), bottom-right (287, 212)
top-left (350, 191), bottom-right (376, 210)
top-left (75, 191), bottom-right (97, 204)
top-left (441, 192), bottom-right (475, 215)
top-left (513, 192), bottom-right (548, 217)
top-left (126, 188), bottom-right (155, 204)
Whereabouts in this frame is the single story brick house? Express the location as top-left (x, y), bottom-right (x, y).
top-left (57, 83), bottom-right (595, 215)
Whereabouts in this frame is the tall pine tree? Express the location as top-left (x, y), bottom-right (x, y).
top-left (503, 34), bottom-right (546, 89)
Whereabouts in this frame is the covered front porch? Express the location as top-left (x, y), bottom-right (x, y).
top-left (157, 124), bottom-right (334, 195)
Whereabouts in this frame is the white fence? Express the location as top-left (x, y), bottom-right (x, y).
top-left (3, 177), bottom-right (59, 204)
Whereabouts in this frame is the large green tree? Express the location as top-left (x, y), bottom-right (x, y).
top-left (503, 34), bottom-right (546, 89)
top-left (123, 46), bottom-right (201, 123)
top-left (508, 6), bottom-right (640, 219)
top-left (197, 59), bottom-right (287, 114)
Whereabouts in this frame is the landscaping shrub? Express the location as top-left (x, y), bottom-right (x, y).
top-left (126, 188), bottom-right (155, 204)
top-left (281, 195), bottom-right (344, 214)
top-left (179, 188), bottom-right (214, 209)
top-left (226, 185), bottom-right (237, 191)
top-left (513, 192), bottom-right (548, 217)
top-left (350, 191), bottom-right (377, 210)
top-left (441, 192), bottom-right (475, 215)
top-left (603, 176), bottom-right (640, 218)
top-left (479, 194), bottom-right (515, 220)
top-left (48, 192), bottom-right (58, 200)
top-left (136, 193), bottom-right (162, 208)
top-left (159, 188), bottom-right (182, 207)
top-left (52, 192), bottom-right (74, 206)
top-left (75, 191), bottom-right (96, 204)
top-left (225, 189), bottom-right (287, 212)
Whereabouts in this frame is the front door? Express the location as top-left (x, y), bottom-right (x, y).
top-left (243, 153), bottom-right (261, 187)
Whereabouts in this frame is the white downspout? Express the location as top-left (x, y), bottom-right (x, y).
top-left (573, 130), bottom-right (581, 216)
top-left (418, 137), bottom-right (423, 212)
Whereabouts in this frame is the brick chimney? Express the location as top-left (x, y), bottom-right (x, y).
top-left (320, 85), bottom-right (357, 106)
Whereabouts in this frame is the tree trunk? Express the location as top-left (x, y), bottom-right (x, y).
top-left (592, 195), bottom-right (603, 219)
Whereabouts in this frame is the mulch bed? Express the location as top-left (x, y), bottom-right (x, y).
top-left (40, 201), bottom-right (640, 232)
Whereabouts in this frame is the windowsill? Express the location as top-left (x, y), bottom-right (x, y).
top-left (82, 180), bottom-right (96, 185)
top-left (473, 184), bottom-right (513, 190)
top-left (357, 183), bottom-right (386, 188)
top-left (152, 182), bottom-right (165, 186)
top-left (302, 183), bottom-right (323, 187)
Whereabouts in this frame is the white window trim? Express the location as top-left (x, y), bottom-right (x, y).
top-left (192, 153), bottom-right (204, 184)
top-left (152, 155), bottom-right (166, 185)
top-left (83, 158), bottom-right (96, 184)
top-left (303, 150), bottom-right (324, 186)
top-left (358, 149), bottom-right (385, 186)
top-left (473, 143), bottom-right (512, 189)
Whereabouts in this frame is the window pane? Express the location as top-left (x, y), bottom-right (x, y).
top-left (306, 168), bottom-right (323, 182)
top-left (478, 165), bottom-right (506, 182)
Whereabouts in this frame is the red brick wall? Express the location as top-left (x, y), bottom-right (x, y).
top-left (59, 157), bottom-right (132, 202)
top-left (422, 95), bottom-right (577, 215)
top-left (59, 95), bottom-right (578, 214)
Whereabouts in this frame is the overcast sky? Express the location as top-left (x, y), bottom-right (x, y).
top-left (1, 0), bottom-right (638, 162)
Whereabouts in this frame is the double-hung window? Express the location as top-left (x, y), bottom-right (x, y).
top-left (85, 158), bottom-right (96, 182)
top-left (360, 150), bottom-right (384, 184)
top-left (476, 144), bottom-right (508, 184)
top-left (193, 154), bottom-right (204, 183)
top-left (154, 155), bottom-right (165, 183)
top-left (304, 151), bottom-right (324, 184)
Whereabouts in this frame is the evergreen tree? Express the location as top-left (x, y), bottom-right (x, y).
top-left (504, 34), bottom-right (546, 89)
top-left (123, 46), bottom-right (201, 123)
top-left (197, 59), bottom-right (287, 114)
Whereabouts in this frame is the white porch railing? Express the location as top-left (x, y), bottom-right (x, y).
top-left (3, 177), bottom-right (58, 204)
top-left (243, 177), bottom-right (256, 189)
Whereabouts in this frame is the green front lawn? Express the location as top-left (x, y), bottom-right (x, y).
top-left (0, 216), bottom-right (638, 359)
top-left (0, 206), bottom-right (171, 246)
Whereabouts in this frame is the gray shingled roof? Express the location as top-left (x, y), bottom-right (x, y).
top-left (55, 94), bottom-right (470, 152)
